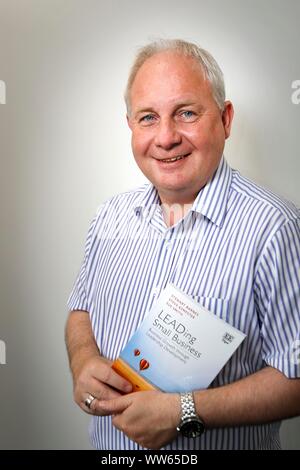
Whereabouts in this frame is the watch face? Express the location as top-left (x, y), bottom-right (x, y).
top-left (180, 418), bottom-right (205, 438)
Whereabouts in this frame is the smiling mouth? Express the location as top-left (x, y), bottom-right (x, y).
top-left (154, 153), bottom-right (190, 163)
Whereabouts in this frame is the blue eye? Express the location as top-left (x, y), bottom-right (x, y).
top-left (182, 111), bottom-right (195, 118)
top-left (140, 114), bottom-right (155, 122)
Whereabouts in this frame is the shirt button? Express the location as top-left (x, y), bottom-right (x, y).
top-left (153, 287), bottom-right (160, 298)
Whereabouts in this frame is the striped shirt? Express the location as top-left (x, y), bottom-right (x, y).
top-left (68, 156), bottom-right (300, 450)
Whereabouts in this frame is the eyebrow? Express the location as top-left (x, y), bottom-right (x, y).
top-left (134, 101), bottom-right (203, 117)
top-left (134, 107), bottom-right (156, 116)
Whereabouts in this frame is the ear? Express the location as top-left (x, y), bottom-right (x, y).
top-left (126, 114), bottom-right (133, 131)
top-left (222, 101), bottom-right (234, 139)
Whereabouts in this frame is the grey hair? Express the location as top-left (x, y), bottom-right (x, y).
top-left (125, 38), bottom-right (226, 115)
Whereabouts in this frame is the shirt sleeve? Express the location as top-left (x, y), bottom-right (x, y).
top-left (254, 217), bottom-right (300, 378)
top-left (67, 208), bottom-right (101, 313)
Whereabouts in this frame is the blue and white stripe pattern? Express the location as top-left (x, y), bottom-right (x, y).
top-left (68, 156), bottom-right (300, 450)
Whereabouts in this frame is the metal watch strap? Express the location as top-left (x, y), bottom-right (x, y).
top-left (180, 392), bottom-right (197, 419)
top-left (177, 391), bottom-right (205, 438)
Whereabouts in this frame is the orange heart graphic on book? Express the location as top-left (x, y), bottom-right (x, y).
top-left (134, 349), bottom-right (141, 356)
top-left (139, 359), bottom-right (150, 371)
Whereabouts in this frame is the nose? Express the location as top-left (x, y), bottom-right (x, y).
top-left (154, 117), bottom-right (182, 150)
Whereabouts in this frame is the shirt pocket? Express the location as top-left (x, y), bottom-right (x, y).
top-left (185, 292), bottom-right (232, 324)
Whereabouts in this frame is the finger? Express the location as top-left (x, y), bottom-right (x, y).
top-left (84, 396), bottom-right (122, 417)
top-left (91, 363), bottom-right (133, 394)
top-left (81, 393), bottom-right (97, 415)
top-left (96, 396), bottom-right (131, 416)
top-left (92, 400), bottom-right (113, 416)
top-left (89, 377), bottom-right (123, 401)
top-left (80, 394), bottom-right (110, 416)
top-left (81, 381), bottom-right (125, 416)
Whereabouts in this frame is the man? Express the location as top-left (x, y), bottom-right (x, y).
top-left (66, 39), bottom-right (300, 450)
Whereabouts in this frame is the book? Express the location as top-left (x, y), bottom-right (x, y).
top-left (112, 284), bottom-right (246, 393)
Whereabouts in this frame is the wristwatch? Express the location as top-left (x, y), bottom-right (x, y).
top-left (176, 392), bottom-right (205, 438)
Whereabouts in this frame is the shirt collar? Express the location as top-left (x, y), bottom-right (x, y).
top-left (134, 156), bottom-right (232, 228)
top-left (191, 156), bottom-right (232, 227)
top-left (134, 184), bottom-right (160, 215)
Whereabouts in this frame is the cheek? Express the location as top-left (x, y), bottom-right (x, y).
top-left (185, 121), bottom-right (224, 151)
top-left (181, 122), bottom-right (209, 143)
top-left (181, 128), bottom-right (209, 151)
top-left (131, 131), bottom-right (152, 157)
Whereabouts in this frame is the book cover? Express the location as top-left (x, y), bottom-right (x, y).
top-left (112, 284), bottom-right (246, 393)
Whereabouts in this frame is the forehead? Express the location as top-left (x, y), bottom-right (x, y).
top-left (130, 51), bottom-right (213, 110)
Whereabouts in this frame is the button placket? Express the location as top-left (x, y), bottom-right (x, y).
top-left (151, 229), bottom-right (174, 300)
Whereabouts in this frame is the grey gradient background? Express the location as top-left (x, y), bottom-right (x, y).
top-left (0, 0), bottom-right (299, 450)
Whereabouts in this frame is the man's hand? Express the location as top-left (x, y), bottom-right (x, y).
top-left (65, 311), bottom-right (132, 415)
top-left (95, 391), bottom-right (181, 449)
top-left (73, 355), bottom-right (133, 415)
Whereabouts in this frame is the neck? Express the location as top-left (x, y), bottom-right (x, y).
top-left (159, 197), bottom-right (195, 227)
top-left (158, 188), bottom-right (199, 205)
top-left (162, 204), bottom-right (193, 227)
top-left (158, 191), bottom-right (198, 227)
top-left (158, 188), bottom-right (202, 227)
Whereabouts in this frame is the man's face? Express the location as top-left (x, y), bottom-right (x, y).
top-left (127, 51), bottom-right (234, 205)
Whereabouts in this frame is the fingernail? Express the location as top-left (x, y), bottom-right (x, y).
top-left (124, 384), bottom-right (132, 393)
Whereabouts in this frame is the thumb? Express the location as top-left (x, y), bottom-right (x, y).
top-left (97, 396), bottom-right (131, 416)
